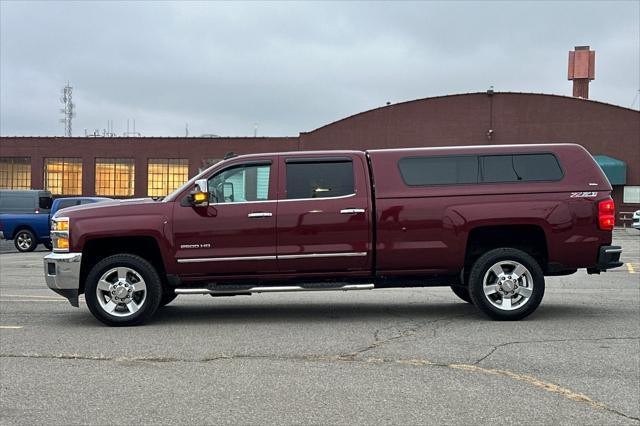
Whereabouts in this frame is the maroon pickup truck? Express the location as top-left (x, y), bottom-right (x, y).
top-left (44, 143), bottom-right (622, 326)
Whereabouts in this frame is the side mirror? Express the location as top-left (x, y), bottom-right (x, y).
top-left (189, 179), bottom-right (209, 207)
top-left (223, 182), bottom-right (234, 202)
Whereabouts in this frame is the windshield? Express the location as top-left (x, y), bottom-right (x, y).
top-left (163, 159), bottom-right (224, 202)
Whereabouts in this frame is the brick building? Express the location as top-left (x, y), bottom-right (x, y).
top-left (1, 92), bottom-right (639, 220)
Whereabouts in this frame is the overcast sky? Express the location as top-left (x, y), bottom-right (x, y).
top-left (1, 1), bottom-right (638, 137)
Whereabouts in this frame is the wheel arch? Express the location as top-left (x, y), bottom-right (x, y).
top-left (464, 224), bottom-right (549, 274)
top-left (80, 236), bottom-right (167, 295)
top-left (11, 225), bottom-right (37, 240)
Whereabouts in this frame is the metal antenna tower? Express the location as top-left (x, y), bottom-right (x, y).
top-left (59, 82), bottom-right (75, 137)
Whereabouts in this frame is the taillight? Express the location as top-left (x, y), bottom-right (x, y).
top-left (598, 199), bottom-right (615, 231)
top-left (34, 208), bottom-right (40, 214)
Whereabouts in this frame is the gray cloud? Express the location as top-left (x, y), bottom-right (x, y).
top-left (1, 1), bottom-right (638, 137)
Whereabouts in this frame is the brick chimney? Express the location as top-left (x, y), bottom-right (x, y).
top-left (568, 46), bottom-right (595, 99)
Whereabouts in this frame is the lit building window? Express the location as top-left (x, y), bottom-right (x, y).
top-left (95, 158), bottom-right (135, 197)
top-left (0, 157), bottom-right (31, 189)
top-left (44, 158), bottom-right (82, 195)
top-left (147, 159), bottom-right (189, 197)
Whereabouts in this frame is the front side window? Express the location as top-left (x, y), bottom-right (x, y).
top-left (208, 164), bottom-right (271, 203)
top-left (44, 158), bottom-right (82, 195)
top-left (148, 159), bottom-right (189, 197)
top-left (285, 160), bottom-right (354, 199)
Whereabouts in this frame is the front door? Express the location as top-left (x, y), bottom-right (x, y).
top-left (276, 155), bottom-right (372, 274)
top-left (173, 160), bottom-right (278, 277)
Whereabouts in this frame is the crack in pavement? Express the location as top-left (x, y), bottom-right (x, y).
top-left (341, 313), bottom-right (472, 360)
top-left (473, 336), bottom-right (640, 365)
top-left (1, 351), bottom-right (638, 422)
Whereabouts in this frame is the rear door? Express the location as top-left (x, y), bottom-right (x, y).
top-left (276, 154), bottom-right (372, 274)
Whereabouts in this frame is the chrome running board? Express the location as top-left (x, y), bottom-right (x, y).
top-left (174, 283), bottom-right (374, 295)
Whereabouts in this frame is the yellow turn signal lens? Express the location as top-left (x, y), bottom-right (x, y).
top-left (56, 236), bottom-right (69, 250)
top-left (193, 192), bottom-right (208, 202)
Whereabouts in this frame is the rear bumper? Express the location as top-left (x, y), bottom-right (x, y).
top-left (43, 252), bottom-right (82, 307)
top-left (593, 245), bottom-right (623, 272)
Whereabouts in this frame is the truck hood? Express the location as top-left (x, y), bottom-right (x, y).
top-left (53, 198), bottom-right (160, 219)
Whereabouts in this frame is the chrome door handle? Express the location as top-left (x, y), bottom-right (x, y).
top-left (340, 208), bottom-right (365, 214)
top-left (248, 212), bottom-right (273, 218)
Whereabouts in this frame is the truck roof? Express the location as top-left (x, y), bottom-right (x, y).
top-left (229, 143), bottom-right (587, 159)
top-left (366, 143), bottom-right (584, 154)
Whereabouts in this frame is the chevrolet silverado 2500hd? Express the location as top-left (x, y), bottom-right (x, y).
top-left (44, 144), bottom-right (623, 326)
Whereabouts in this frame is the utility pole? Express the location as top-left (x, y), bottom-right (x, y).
top-left (60, 82), bottom-right (75, 137)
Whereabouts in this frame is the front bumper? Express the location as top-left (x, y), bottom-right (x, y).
top-left (595, 245), bottom-right (623, 272)
top-left (43, 252), bottom-right (82, 307)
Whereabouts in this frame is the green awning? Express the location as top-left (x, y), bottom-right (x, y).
top-left (593, 155), bottom-right (626, 185)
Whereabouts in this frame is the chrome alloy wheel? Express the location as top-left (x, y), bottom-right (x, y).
top-left (482, 260), bottom-right (534, 311)
top-left (16, 232), bottom-right (33, 250)
top-left (95, 267), bottom-right (147, 317)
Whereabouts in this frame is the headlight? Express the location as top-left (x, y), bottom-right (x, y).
top-left (52, 219), bottom-right (69, 231)
top-left (51, 217), bottom-right (70, 252)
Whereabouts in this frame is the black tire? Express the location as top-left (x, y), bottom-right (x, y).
top-left (14, 229), bottom-right (37, 252)
top-left (85, 254), bottom-right (162, 326)
top-left (43, 240), bottom-right (53, 251)
top-left (450, 285), bottom-right (473, 304)
top-left (468, 248), bottom-right (545, 321)
top-left (160, 292), bottom-right (178, 307)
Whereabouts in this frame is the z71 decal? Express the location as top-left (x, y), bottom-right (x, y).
top-left (570, 192), bottom-right (598, 198)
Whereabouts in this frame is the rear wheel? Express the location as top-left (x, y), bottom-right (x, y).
top-left (14, 229), bottom-right (37, 252)
top-left (468, 248), bottom-right (545, 321)
top-left (85, 254), bottom-right (162, 326)
top-left (450, 285), bottom-right (473, 304)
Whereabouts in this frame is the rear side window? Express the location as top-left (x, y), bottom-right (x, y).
top-left (39, 196), bottom-right (52, 210)
top-left (56, 200), bottom-right (79, 210)
top-left (481, 154), bottom-right (562, 183)
top-left (286, 160), bottom-right (354, 199)
top-left (398, 156), bottom-right (478, 186)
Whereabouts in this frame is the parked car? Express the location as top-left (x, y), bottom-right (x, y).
top-left (633, 210), bottom-right (640, 230)
top-left (44, 143), bottom-right (623, 326)
top-left (0, 190), bottom-right (52, 214)
top-left (0, 197), bottom-right (111, 252)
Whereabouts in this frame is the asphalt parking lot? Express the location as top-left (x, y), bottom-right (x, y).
top-left (0, 230), bottom-right (638, 425)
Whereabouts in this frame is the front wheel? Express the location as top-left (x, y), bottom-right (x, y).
top-left (85, 254), bottom-right (162, 326)
top-left (468, 248), bottom-right (545, 321)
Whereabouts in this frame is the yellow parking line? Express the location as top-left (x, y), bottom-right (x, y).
top-left (0, 325), bottom-right (23, 329)
top-left (0, 294), bottom-right (65, 299)
top-left (0, 299), bottom-right (67, 303)
top-left (627, 263), bottom-right (636, 274)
